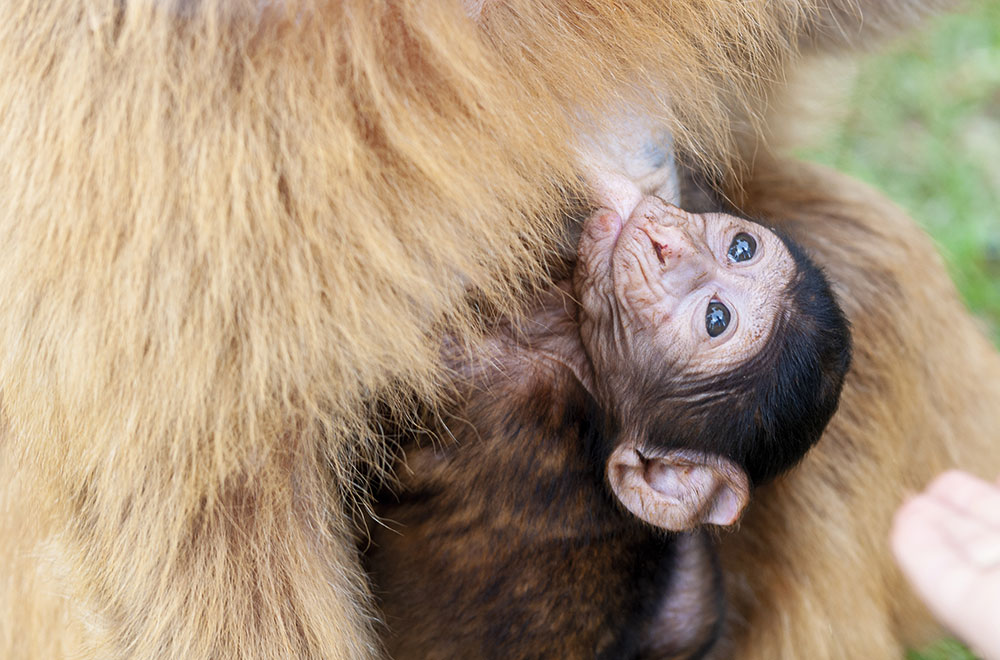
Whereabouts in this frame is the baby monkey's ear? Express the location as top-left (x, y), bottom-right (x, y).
top-left (607, 445), bottom-right (750, 531)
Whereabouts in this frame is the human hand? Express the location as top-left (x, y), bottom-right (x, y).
top-left (892, 470), bottom-right (1000, 660)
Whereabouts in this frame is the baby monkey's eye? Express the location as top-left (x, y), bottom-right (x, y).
top-left (706, 301), bottom-right (730, 338)
top-left (728, 232), bottom-right (757, 263)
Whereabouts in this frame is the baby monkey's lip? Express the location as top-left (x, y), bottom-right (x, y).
top-left (586, 207), bottom-right (625, 249)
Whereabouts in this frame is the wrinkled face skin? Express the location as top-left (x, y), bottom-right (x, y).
top-left (575, 197), bottom-right (796, 379)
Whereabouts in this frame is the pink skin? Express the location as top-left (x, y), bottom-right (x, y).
top-left (574, 196), bottom-right (795, 379)
top-left (892, 471), bottom-right (1000, 660)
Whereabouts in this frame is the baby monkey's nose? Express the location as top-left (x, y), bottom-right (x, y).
top-left (644, 224), bottom-right (695, 264)
top-left (650, 238), bottom-right (667, 265)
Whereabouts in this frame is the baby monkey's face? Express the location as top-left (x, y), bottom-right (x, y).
top-left (576, 198), bottom-right (795, 376)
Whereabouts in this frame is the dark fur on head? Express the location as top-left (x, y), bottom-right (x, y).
top-left (605, 230), bottom-right (852, 486)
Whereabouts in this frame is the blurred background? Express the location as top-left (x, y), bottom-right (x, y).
top-left (801, 1), bottom-right (1000, 348)
top-left (802, 4), bottom-right (998, 658)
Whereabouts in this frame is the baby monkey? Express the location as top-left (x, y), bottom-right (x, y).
top-left (366, 198), bottom-right (852, 659)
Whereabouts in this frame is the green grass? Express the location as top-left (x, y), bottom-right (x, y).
top-left (800, 2), bottom-right (1000, 346)
top-left (906, 637), bottom-right (980, 660)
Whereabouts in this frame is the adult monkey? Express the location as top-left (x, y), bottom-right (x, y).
top-left (0, 0), bottom-right (997, 659)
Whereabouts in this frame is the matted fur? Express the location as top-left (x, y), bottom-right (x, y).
top-left (0, 1), bottom-right (978, 658)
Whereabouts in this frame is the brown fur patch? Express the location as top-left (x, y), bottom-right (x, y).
top-left (366, 316), bottom-right (698, 659)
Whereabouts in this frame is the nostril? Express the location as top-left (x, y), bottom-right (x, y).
top-left (651, 239), bottom-right (666, 264)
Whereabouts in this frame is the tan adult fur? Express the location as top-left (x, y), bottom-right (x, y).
top-left (0, 1), bottom-right (983, 658)
top-left (711, 160), bottom-right (1000, 658)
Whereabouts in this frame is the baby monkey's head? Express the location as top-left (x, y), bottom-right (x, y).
top-left (575, 198), bottom-right (851, 530)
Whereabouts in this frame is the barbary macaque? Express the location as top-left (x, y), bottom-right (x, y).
top-left (366, 198), bottom-right (852, 659)
top-left (4, 2), bottom-right (1000, 658)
